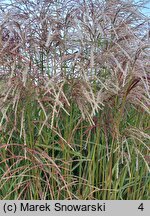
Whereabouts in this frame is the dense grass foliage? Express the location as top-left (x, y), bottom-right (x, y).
top-left (0, 0), bottom-right (149, 199)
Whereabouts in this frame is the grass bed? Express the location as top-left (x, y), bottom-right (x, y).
top-left (0, 0), bottom-right (149, 199)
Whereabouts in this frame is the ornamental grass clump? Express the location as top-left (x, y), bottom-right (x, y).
top-left (0, 0), bottom-right (149, 199)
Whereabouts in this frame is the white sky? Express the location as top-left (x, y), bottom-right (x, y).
top-left (1, 0), bottom-right (150, 16)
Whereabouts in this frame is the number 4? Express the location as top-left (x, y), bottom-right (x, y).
top-left (138, 203), bottom-right (144, 211)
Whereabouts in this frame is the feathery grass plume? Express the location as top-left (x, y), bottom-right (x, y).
top-left (0, 0), bottom-right (149, 199)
